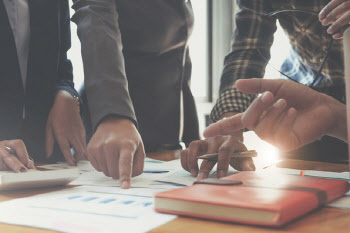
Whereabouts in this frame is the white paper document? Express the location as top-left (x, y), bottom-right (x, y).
top-left (0, 186), bottom-right (176, 233)
top-left (264, 167), bottom-right (350, 210)
top-left (265, 167), bottom-right (350, 181)
top-left (39, 158), bottom-right (175, 188)
top-left (0, 158), bottom-right (196, 233)
top-left (327, 191), bottom-right (350, 209)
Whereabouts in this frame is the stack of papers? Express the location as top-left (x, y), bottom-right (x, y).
top-left (264, 166), bottom-right (350, 210)
top-left (0, 157), bottom-right (349, 232)
top-left (0, 157), bottom-right (222, 233)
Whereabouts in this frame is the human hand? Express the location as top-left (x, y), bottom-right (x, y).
top-left (87, 117), bottom-right (145, 189)
top-left (0, 140), bottom-right (35, 172)
top-left (181, 125), bottom-right (255, 180)
top-left (319, 0), bottom-right (350, 39)
top-left (46, 90), bottom-right (86, 165)
top-left (204, 79), bottom-right (346, 151)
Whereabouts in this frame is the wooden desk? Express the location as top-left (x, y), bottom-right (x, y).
top-left (0, 151), bottom-right (348, 233)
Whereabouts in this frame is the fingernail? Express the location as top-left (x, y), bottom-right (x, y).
top-left (327, 27), bottom-right (333, 34)
top-left (121, 181), bottom-right (130, 189)
top-left (273, 99), bottom-right (285, 108)
top-left (20, 167), bottom-right (27, 173)
top-left (198, 172), bottom-right (208, 180)
top-left (319, 11), bottom-right (324, 19)
top-left (322, 19), bottom-right (328, 25)
top-left (190, 169), bottom-right (198, 177)
top-left (249, 164), bottom-right (256, 171)
top-left (333, 33), bottom-right (342, 39)
top-left (217, 170), bottom-right (226, 178)
top-left (261, 92), bottom-right (271, 103)
top-left (288, 108), bottom-right (297, 117)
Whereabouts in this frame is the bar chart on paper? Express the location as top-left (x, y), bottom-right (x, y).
top-left (31, 189), bottom-right (155, 219)
top-left (0, 187), bottom-right (176, 233)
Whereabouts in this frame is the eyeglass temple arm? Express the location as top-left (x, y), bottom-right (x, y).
top-left (266, 10), bottom-right (319, 17)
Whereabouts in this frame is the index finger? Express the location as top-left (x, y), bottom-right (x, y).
top-left (203, 113), bottom-right (244, 138)
top-left (56, 136), bottom-right (76, 166)
top-left (119, 148), bottom-right (134, 189)
top-left (235, 78), bottom-right (286, 95)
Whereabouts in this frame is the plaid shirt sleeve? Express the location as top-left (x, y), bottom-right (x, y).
top-left (210, 0), bottom-right (278, 123)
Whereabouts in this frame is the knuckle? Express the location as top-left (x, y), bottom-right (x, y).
top-left (119, 139), bottom-right (136, 151)
top-left (87, 145), bottom-right (98, 157)
top-left (55, 127), bottom-right (66, 135)
top-left (80, 131), bottom-right (86, 140)
top-left (102, 142), bottom-right (116, 154)
top-left (227, 135), bottom-right (239, 143)
top-left (212, 135), bottom-right (224, 141)
top-left (189, 140), bottom-right (202, 148)
top-left (120, 155), bottom-right (133, 166)
top-left (13, 139), bottom-right (24, 146)
top-left (218, 145), bottom-right (232, 155)
top-left (180, 149), bottom-right (188, 158)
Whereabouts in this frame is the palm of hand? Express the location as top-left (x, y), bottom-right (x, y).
top-left (269, 83), bottom-right (335, 151)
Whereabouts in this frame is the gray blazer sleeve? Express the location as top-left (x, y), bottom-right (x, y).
top-left (71, 0), bottom-right (137, 130)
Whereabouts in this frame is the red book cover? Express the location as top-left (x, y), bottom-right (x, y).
top-left (154, 171), bottom-right (350, 227)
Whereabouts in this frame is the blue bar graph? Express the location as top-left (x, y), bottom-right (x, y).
top-left (100, 198), bottom-right (116, 204)
top-left (120, 200), bottom-right (134, 205)
top-left (67, 195), bottom-right (81, 200)
top-left (143, 202), bottom-right (152, 207)
top-left (82, 197), bottom-right (98, 202)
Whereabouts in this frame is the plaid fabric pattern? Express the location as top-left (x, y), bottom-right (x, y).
top-left (210, 0), bottom-right (345, 123)
top-left (210, 85), bottom-right (257, 123)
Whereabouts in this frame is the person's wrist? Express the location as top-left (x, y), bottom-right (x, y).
top-left (99, 115), bottom-right (135, 128)
top-left (56, 90), bottom-right (80, 112)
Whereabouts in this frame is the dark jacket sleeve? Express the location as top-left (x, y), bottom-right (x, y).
top-left (55, 0), bottom-right (81, 103)
top-left (71, 0), bottom-right (137, 130)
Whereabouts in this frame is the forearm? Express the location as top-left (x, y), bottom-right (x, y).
top-left (210, 86), bottom-right (257, 123)
top-left (56, 1), bottom-right (79, 100)
top-left (71, 0), bottom-right (137, 130)
top-left (211, 1), bottom-right (277, 124)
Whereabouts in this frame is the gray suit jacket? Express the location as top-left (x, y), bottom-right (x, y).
top-left (72, 0), bottom-right (199, 150)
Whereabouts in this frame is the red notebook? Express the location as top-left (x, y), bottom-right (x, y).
top-left (154, 171), bottom-right (349, 227)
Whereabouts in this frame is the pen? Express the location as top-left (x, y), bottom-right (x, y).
top-left (197, 150), bottom-right (258, 161)
top-left (143, 170), bottom-right (169, 174)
